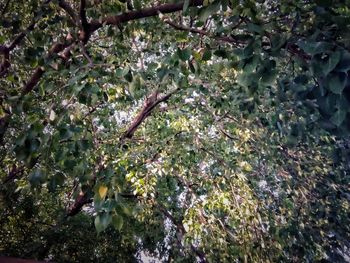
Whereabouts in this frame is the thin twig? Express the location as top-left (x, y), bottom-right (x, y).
top-left (163, 17), bottom-right (243, 45)
top-left (79, 42), bottom-right (94, 66)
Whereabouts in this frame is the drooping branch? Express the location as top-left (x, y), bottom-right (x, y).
top-left (157, 205), bottom-right (208, 263)
top-left (122, 89), bottom-right (178, 140)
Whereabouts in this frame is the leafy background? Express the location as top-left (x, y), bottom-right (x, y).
top-left (0, 0), bottom-right (349, 262)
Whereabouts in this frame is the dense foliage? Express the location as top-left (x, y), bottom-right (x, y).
top-left (1, 0), bottom-right (350, 262)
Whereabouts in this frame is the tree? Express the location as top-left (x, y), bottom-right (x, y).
top-left (0, 0), bottom-right (349, 262)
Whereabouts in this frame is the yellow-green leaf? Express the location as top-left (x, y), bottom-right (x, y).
top-left (99, 185), bottom-right (108, 199)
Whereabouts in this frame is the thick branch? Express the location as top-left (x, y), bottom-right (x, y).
top-left (78, 0), bottom-right (91, 43)
top-left (0, 45), bottom-right (8, 54)
top-left (22, 67), bottom-right (45, 95)
top-left (89, 0), bottom-right (204, 31)
top-left (22, 40), bottom-right (73, 95)
top-left (8, 22), bottom-right (35, 50)
top-left (66, 191), bottom-right (92, 217)
top-left (122, 89), bottom-right (178, 139)
top-left (80, 0), bottom-right (88, 29)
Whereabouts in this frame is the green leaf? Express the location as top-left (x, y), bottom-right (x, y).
top-left (335, 51), bottom-right (350, 72)
top-left (112, 214), bottom-right (124, 231)
top-left (124, 70), bottom-right (133, 82)
top-left (260, 70), bottom-right (277, 86)
top-left (242, 55), bottom-right (260, 73)
top-left (247, 23), bottom-right (263, 34)
top-left (198, 1), bottom-right (220, 22)
top-left (214, 49), bottom-right (229, 58)
top-left (183, 0), bottom-right (190, 13)
top-left (315, 0), bottom-right (333, 7)
top-left (234, 43), bottom-right (253, 59)
top-left (178, 48), bottom-right (191, 61)
top-left (59, 127), bottom-right (73, 140)
top-left (129, 74), bottom-right (144, 98)
top-left (48, 172), bottom-right (65, 192)
top-left (330, 109), bottom-right (347, 127)
top-left (29, 138), bottom-right (41, 153)
top-left (318, 95), bottom-right (336, 115)
top-left (271, 34), bottom-right (287, 52)
top-left (298, 41), bottom-right (333, 56)
top-left (93, 194), bottom-right (105, 212)
top-left (116, 68), bottom-right (128, 78)
top-left (237, 72), bottom-right (257, 87)
top-left (95, 212), bottom-right (112, 234)
top-left (202, 49), bottom-right (212, 61)
top-left (29, 169), bottom-right (46, 186)
top-left (323, 51), bottom-right (341, 75)
top-left (325, 72), bottom-right (347, 94)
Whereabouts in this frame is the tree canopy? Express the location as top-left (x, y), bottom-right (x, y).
top-left (0, 0), bottom-right (350, 262)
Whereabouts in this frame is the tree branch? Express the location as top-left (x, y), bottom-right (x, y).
top-left (8, 22), bottom-right (36, 50)
top-left (0, 114), bottom-right (10, 145)
top-left (89, 0), bottom-right (204, 31)
top-left (0, 0), bottom-right (55, 78)
top-left (2, 164), bottom-right (24, 184)
top-left (80, 0), bottom-right (88, 29)
top-left (0, 49), bottom-right (10, 77)
top-left (79, 42), bottom-right (93, 66)
top-left (122, 89), bottom-right (178, 140)
top-left (79, 0), bottom-right (91, 43)
top-left (163, 18), bottom-right (242, 45)
top-left (66, 191), bottom-right (92, 217)
top-left (22, 39), bottom-right (73, 95)
top-left (21, 1), bottom-right (204, 96)
top-left (22, 67), bottom-right (45, 95)
top-left (0, 22), bottom-right (36, 77)
top-left (158, 204), bottom-right (208, 263)
top-left (58, 0), bottom-right (79, 26)
top-left (1, 0), bottom-right (11, 15)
